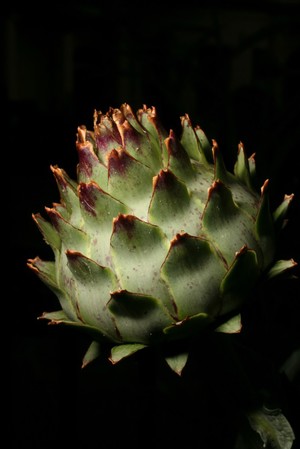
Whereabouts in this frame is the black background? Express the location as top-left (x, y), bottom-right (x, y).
top-left (6, 1), bottom-right (300, 448)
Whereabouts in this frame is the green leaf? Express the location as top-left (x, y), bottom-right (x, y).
top-left (202, 180), bottom-right (262, 267)
top-left (121, 103), bottom-right (147, 134)
top-left (255, 180), bottom-right (276, 269)
top-left (148, 169), bottom-right (201, 239)
top-left (39, 310), bottom-right (69, 321)
top-left (82, 341), bottom-right (101, 368)
top-left (93, 112), bottom-right (122, 164)
top-left (51, 166), bottom-right (81, 227)
top-left (214, 314), bottom-right (242, 333)
top-left (166, 129), bottom-right (198, 181)
top-left (109, 343), bottom-right (147, 364)
top-left (66, 250), bottom-right (121, 342)
top-left (110, 215), bottom-right (173, 312)
top-left (233, 142), bottom-right (252, 189)
top-left (213, 140), bottom-right (231, 183)
top-left (108, 290), bottom-right (174, 344)
top-left (213, 140), bottom-right (259, 218)
top-left (79, 181), bottom-right (130, 266)
top-left (113, 108), bottom-right (162, 172)
top-left (27, 257), bottom-right (78, 321)
top-left (163, 312), bottom-right (212, 340)
top-left (165, 130), bottom-right (214, 205)
top-left (273, 194), bottom-right (294, 234)
top-left (248, 152), bottom-right (257, 184)
top-left (194, 125), bottom-right (213, 163)
top-left (266, 259), bottom-right (298, 279)
top-left (27, 257), bottom-right (57, 287)
top-left (136, 104), bottom-right (169, 167)
top-left (77, 135), bottom-right (108, 189)
top-left (107, 149), bottom-right (154, 221)
top-left (247, 407), bottom-right (295, 449)
top-left (161, 233), bottom-right (226, 320)
top-left (180, 114), bottom-right (203, 162)
top-left (32, 213), bottom-right (61, 251)
top-left (164, 351), bottom-right (189, 376)
top-left (39, 310), bottom-right (107, 339)
top-left (220, 246), bottom-right (260, 315)
top-left (46, 207), bottom-right (88, 253)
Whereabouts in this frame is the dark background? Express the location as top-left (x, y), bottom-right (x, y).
top-left (6, 1), bottom-right (300, 448)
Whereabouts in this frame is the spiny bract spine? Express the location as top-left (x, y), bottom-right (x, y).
top-left (27, 103), bottom-right (296, 374)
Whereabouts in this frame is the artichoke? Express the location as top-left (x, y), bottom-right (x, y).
top-left (27, 103), bottom-right (296, 374)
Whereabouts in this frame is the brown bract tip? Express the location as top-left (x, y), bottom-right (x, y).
top-left (152, 169), bottom-right (172, 189)
top-left (32, 212), bottom-right (41, 223)
top-left (207, 179), bottom-right (222, 198)
top-left (284, 193), bottom-right (294, 202)
top-left (27, 257), bottom-right (39, 272)
top-left (260, 179), bottom-right (269, 195)
top-left (78, 182), bottom-right (97, 216)
top-left (180, 113), bottom-right (192, 127)
top-left (77, 126), bottom-right (87, 144)
top-left (51, 165), bottom-right (67, 188)
top-left (112, 214), bottom-right (136, 236)
top-left (45, 207), bottom-right (62, 228)
top-left (112, 108), bottom-right (125, 126)
top-left (121, 103), bottom-right (135, 119)
top-left (93, 109), bottom-right (99, 127)
top-left (148, 105), bottom-right (157, 117)
top-left (165, 129), bottom-right (180, 155)
top-left (66, 249), bottom-right (83, 259)
top-left (211, 139), bottom-right (219, 161)
top-left (170, 232), bottom-right (189, 246)
top-left (108, 147), bottom-right (130, 175)
top-left (112, 213), bottom-right (134, 226)
top-left (238, 141), bottom-right (244, 153)
top-left (234, 244), bottom-right (248, 257)
top-left (168, 129), bottom-right (176, 140)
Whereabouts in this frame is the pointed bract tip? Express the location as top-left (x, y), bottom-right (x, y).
top-left (170, 232), bottom-right (190, 246)
top-left (121, 102), bottom-right (133, 113)
top-left (27, 257), bottom-right (39, 273)
top-left (168, 129), bottom-right (176, 140)
top-left (93, 109), bottom-right (98, 127)
top-left (207, 179), bottom-right (222, 197)
top-left (50, 164), bottom-right (59, 174)
top-left (211, 139), bottom-right (219, 160)
top-left (234, 244), bottom-right (248, 257)
top-left (50, 165), bottom-right (68, 189)
top-left (149, 105), bottom-right (156, 117)
top-left (66, 249), bottom-right (83, 259)
top-left (108, 147), bottom-right (132, 176)
top-left (238, 141), bottom-right (245, 153)
top-left (112, 213), bottom-right (136, 234)
top-left (284, 193), bottom-right (294, 202)
top-left (112, 108), bottom-right (125, 125)
top-left (121, 103), bottom-right (138, 121)
top-left (153, 168), bottom-right (177, 190)
top-left (31, 212), bottom-right (40, 223)
top-left (45, 206), bottom-right (62, 227)
top-left (260, 179), bottom-right (269, 195)
top-left (180, 113), bottom-right (192, 126)
top-left (38, 313), bottom-right (62, 325)
top-left (77, 126), bottom-right (87, 144)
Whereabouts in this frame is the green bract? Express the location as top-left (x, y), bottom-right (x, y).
top-left (28, 103), bottom-right (296, 374)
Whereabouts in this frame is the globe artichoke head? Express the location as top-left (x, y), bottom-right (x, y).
top-left (27, 103), bottom-right (296, 373)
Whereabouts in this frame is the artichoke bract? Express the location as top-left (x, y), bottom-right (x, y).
top-left (28, 103), bottom-right (296, 373)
